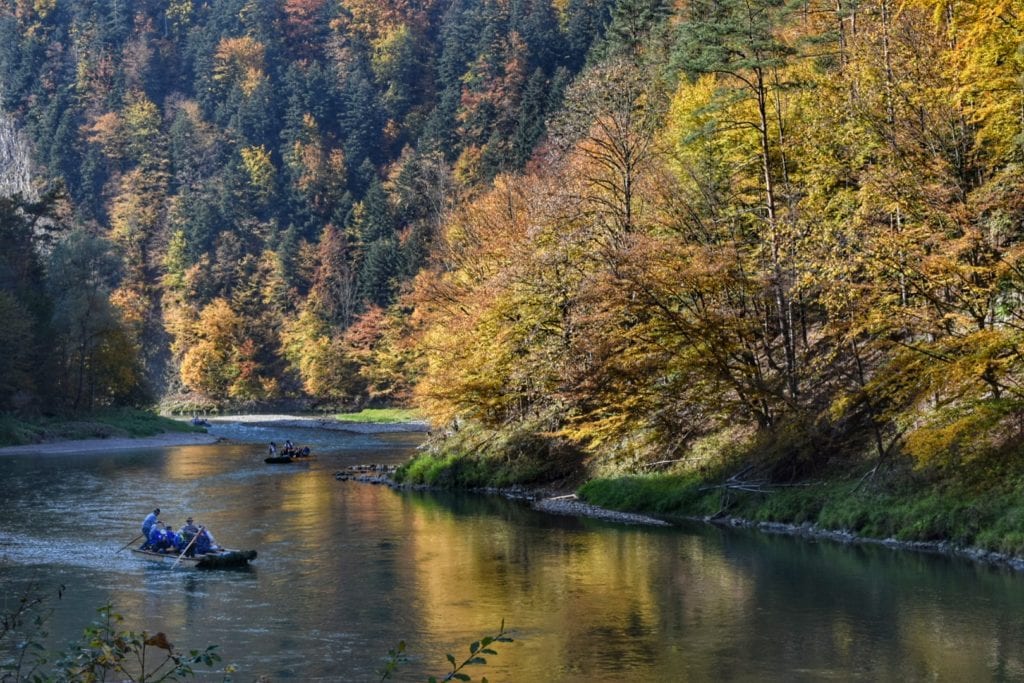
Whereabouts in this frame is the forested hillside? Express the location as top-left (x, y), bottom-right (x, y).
top-left (0, 0), bottom-right (609, 411)
top-left (4, 0), bottom-right (1024, 490)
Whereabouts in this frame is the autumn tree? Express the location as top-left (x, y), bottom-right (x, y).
top-left (46, 230), bottom-right (146, 411)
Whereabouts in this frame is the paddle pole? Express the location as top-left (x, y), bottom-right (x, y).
top-left (172, 530), bottom-right (200, 567)
top-left (116, 533), bottom-right (144, 553)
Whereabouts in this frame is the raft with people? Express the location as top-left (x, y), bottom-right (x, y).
top-left (128, 510), bottom-right (256, 569)
top-left (264, 453), bottom-right (315, 463)
top-left (130, 546), bottom-right (257, 568)
top-left (264, 441), bottom-right (313, 463)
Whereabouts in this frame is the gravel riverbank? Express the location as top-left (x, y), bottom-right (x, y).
top-left (0, 413), bottom-right (427, 455)
top-left (531, 495), bottom-right (672, 526)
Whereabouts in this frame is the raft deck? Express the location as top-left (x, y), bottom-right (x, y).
top-left (130, 547), bottom-right (257, 569)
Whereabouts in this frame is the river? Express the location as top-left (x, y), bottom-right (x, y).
top-left (1, 423), bottom-right (1023, 681)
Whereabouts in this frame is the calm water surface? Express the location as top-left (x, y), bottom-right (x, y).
top-left (2, 424), bottom-right (1024, 681)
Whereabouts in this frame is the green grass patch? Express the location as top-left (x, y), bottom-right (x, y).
top-left (578, 468), bottom-right (1024, 557)
top-left (333, 408), bottom-right (422, 423)
top-left (90, 408), bottom-right (203, 437)
top-left (395, 447), bottom-right (574, 489)
top-left (396, 452), bottom-right (463, 486)
top-left (396, 419), bottom-right (582, 489)
top-left (579, 473), bottom-right (718, 516)
top-left (0, 408), bottom-right (204, 447)
top-left (0, 414), bottom-right (46, 446)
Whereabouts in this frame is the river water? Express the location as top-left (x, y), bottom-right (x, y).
top-left (2, 423), bottom-right (1024, 681)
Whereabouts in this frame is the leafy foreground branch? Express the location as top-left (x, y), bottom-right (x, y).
top-left (53, 606), bottom-right (225, 683)
top-left (2, 592), bottom-right (229, 683)
top-left (379, 621), bottom-right (513, 683)
top-left (5, 588), bottom-right (510, 682)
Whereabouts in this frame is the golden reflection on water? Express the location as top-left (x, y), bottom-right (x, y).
top-left (391, 494), bottom-right (759, 681)
top-left (159, 444), bottom-right (239, 480)
top-left (359, 492), bottom-right (1024, 682)
top-left (898, 606), bottom-right (1024, 680)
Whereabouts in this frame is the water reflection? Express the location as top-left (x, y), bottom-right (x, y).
top-left (2, 438), bottom-right (1024, 681)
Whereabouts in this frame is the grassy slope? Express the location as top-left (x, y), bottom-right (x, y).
top-left (0, 408), bottom-right (205, 447)
top-left (395, 420), bottom-right (584, 489)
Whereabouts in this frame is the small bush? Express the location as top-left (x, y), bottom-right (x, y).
top-left (0, 414), bottom-right (44, 446)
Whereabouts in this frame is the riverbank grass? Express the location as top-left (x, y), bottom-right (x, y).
top-left (334, 408), bottom-right (422, 423)
top-left (0, 408), bottom-right (205, 447)
top-left (396, 420), bottom-right (581, 488)
top-left (578, 472), bottom-right (1024, 556)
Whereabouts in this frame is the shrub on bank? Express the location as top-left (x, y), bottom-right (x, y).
top-left (396, 420), bottom-right (582, 489)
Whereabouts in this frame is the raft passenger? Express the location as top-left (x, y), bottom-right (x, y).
top-left (179, 517), bottom-right (199, 556)
top-left (148, 522), bottom-right (169, 552)
top-left (179, 517), bottom-right (198, 541)
top-left (140, 508), bottom-right (160, 549)
top-left (194, 527), bottom-right (214, 554)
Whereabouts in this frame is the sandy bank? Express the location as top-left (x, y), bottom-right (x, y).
top-left (0, 432), bottom-right (222, 456)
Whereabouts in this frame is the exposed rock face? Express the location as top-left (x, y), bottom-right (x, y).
top-left (0, 110), bottom-right (35, 199)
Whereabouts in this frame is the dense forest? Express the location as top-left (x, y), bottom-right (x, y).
top-left (0, 0), bottom-right (609, 412)
top-left (4, 0), bottom-right (1024, 484)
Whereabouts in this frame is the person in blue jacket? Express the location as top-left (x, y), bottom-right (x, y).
top-left (150, 524), bottom-right (177, 548)
top-left (194, 527), bottom-right (213, 554)
top-left (161, 525), bottom-right (179, 552)
top-left (140, 508), bottom-right (160, 549)
top-left (147, 524), bottom-right (166, 548)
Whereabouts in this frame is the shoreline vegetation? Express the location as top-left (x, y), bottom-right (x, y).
top-left (388, 465), bottom-right (1024, 573)
top-left (343, 455), bottom-right (1024, 572)
top-left (0, 408), bottom-right (207, 449)
top-left (392, 422), bottom-right (1024, 573)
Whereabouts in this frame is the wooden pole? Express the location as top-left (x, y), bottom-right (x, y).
top-left (116, 533), bottom-right (144, 553)
top-left (172, 529), bottom-right (201, 567)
